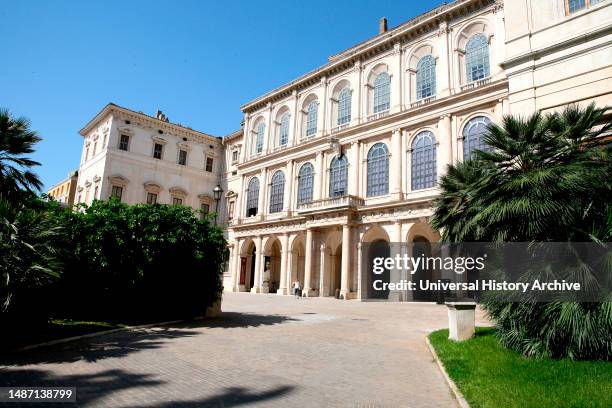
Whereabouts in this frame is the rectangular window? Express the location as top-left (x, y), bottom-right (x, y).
top-left (228, 200), bottom-right (235, 220)
top-left (153, 143), bottom-right (163, 159)
top-left (200, 202), bottom-right (210, 216)
top-left (232, 151), bottom-right (239, 162)
top-left (567, 0), bottom-right (601, 13)
top-left (147, 192), bottom-right (157, 204)
top-left (119, 134), bottom-right (129, 151)
top-left (178, 150), bottom-right (187, 165)
top-left (111, 186), bottom-right (123, 201)
top-left (206, 157), bottom-right (214, 172)
top-left (173, 197), bottom-right (183, 205)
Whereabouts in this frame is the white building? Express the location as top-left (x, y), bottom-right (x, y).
top-left (76, 103), bottom-right (225, 217)
top-left (222, 0), bottom-right (612, 299)
top-left (71, 0), bottom-right (612, 299)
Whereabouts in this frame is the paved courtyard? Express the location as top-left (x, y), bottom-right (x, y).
top-left (1, 293), bottom-right (489, 407)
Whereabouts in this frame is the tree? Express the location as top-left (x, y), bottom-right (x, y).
top-left (432, 103), bottom-right (611, 359)
top-left (0, 108), bottom-right (43, 203)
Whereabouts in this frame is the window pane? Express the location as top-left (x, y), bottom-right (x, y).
top-left (329, 155), bottom-right (348, 197)
top-left (246, 177), bottom-right (259, 216)
top-left (206, 157), bottom-right (214, 172)
top-left (411, 131), bottom-right (437, 190)
top-left (279, 114), bottom-right (290, 146)
top-left (465, 34), bottom-right (490, 82)
top-left (306, 102), bottom-right (318, 137)
top-left (568, 0), bottom-right (586, 12)
top-left (178, 150), bottom-right (187, 165)
top-left (297, 163), bottom-right (314, 204)
top-left (255, 122), bottom-right (265, 153)
top-left (111, 186), bottom-right (123, 201)
top-left (416, 55), bottom-right (436, 99)
top-left (373, 73), bottom-right (391, 113)
top-left (367, 143), bottom-right (389, 197)
top-left (173, 197), bottom-right (183, 205)
top-left (463, 116), bottom-right (492, 160)
top-left (337, 88), bottom-right (352, 125)
top-left (153, 143), bottom-right (163, 159)
top-left (147, 192), bottom-right (157, 204)
top-left (119, 135), bottom-right (129, 151)
top-left (268, 171), bottom-right (285, 213)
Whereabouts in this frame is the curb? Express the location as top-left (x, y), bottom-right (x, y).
top-left (11, 319), bottom-right (186, 354)
top-left (425, 336), bottom-right (470, 408)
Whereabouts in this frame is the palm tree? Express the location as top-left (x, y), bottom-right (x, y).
top-left (432, 103), bottom-right (611, 359)
top-left (0, 108), bottom-right (43, 203)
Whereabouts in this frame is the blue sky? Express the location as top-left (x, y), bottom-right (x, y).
top-left (1, 0), bottom-right (442, 190)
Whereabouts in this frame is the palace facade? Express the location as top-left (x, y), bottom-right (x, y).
top-left (68, 0), bottom-right (611, 300)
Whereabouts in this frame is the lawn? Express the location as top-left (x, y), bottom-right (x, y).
top-left (428, 328), bottom-right (612, 408)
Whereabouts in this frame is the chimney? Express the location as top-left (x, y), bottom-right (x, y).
top-left (379, 17), bottom-right (388, 34)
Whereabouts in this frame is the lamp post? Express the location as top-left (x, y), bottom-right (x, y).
top-left (213, 184), bottom-right (223, 225)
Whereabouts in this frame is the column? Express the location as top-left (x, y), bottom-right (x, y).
top-left (391, 42), bottom-right (403, 112)
top-left (319, 242), bottom-right (327, 297)
top-left (492, 4), bottom-right (506, 79)
top-left (340, 224), bottom-right (352, 299)
top-left (319, 76), bottom-right (328, 136)
top-left (228, 244), bottom-right (236, 291)
top-left (348, 141), bottom-right (360, 196)
top-left (437, 22), bottom-right (451, 97)
top-left (400, 130), bottom-right (407, 194)
top-left (357, 241), bottom-right (363, 300)
top-left (389, 222), bottom-right (403, 301)
top-left (390, 129), bottom-right (402, 200)
top-left (291, 89), bottom-right (299, 146)
top-left (352, 59), bottom-right (362, 124)
top-left (252, 236), bottom-right (263, 293)
top-left (264, 102), bottom-right (273, 153)
top-left (303, 228), bottom-right (314, 296)
top-left (284, 159), bottom-right (294, 214)
top-left (313, 151), bottom-right (324, 200)
top-left (232, 239), bottom-right (243, 291)
top-left (240, 113), bottom-right (250, 162)
top-left (278, 233), bottom-right (289, 295)
top-left (438, 114), bottom-right (452, 179)
top-left (237, 175), bottom-right (246, 220)
top-left (258, 167), bottom-right (267, 218)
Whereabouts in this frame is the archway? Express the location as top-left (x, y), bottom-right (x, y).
top-left (239, 239), bottom-right (257, 291)
top-left (411, 236), bottom-right (434, 301)
top-left (330, 244), bottom-right (342, 297)
top-left (263, 237), bottom-right (282, 293)
top-left (290, 235), bottom-right (306, 292)
top-left (362, 226), bottom-right (391, 300)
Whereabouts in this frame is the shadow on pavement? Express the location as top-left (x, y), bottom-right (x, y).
top-left (1, 312), bottom-right (296, 367)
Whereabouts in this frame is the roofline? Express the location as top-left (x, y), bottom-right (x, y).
top-left (223, 128), bottom-right (243, 143)
top-left (240, 0), bottom-right (489, 113)
top-left (79, 103), bottom-right (221, 143)
top-left (47, 171), bottom-right (78, 191)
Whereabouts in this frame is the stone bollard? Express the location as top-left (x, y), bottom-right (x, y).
top-left (205, 299), bottom-right (222, 318)
top-left (445, 300), bottom-right (476, 341)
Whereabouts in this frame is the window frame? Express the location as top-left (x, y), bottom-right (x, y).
top-left (205, 157), bottom-right (214, 172)
top-left (153, 143), bottom-right (163, 159)
top-left (297, 162), bottom-right (314, 204)
top-left (565, 0), bottom-right (602, 14)
top-left (463, 116), bottom-right (493, 161)
top-left (416, 55), bottom-right (437, 100)
top-left (337, 87), bottom-right (352, 126)
top-left (246, 177), bottom-right (260, 217)
top-left (366, 143), bottom-right (390, 197)
top-left (268, 171), bottom-right (285, 214)
top-left (118, 134), bottom-right (130, 151)
top-left (411, 131), bottom-right (437, 191)
top-left (279, 113), bottom-right (290, 146)
top-left (178, 149), bottom-right (187, 166)
top-left (111, 185), bottom-right (123, 201)
top-left (306, 101), bottom-right (318, 137)
top-left (146, 192), bottom-right (158, 204)
top-left (465, 33), bottom-right (490, 83)
top-left (373, 72), bottom-right (391, 114)
top-left (329, 155), bottom-right (348, 197)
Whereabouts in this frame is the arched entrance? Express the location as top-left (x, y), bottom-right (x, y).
top-left (290, 235), bottom-right (306, 292)
top-left (362, 226), bottom-right (391, 300)
top-left (411, 236), bottom-right (434, 301)
top-left (330, 244), bottom-right (342, 297)
top-left (239, 239), bottom-right (257, 291)
top-left (263, 237), bottom-right (282, 293)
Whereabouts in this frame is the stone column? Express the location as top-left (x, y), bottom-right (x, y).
top-left (240, 113), bottom-right (250, 162)
top-left (284, 159), bottom-right (294, 214)
top-left (258, 167), bottom-right (267, 218)
top-left (291, 89), bottom-right (299, 146)
top-left (314, 151), bottom-right (324, 200)
top-left (237, 175), bottom-right (246, 219)
top-left (391, 42), bottom-right (403, 112)
top-left (264, 102), bottom-right (273, 153)
top-left (319, 242), bottom-right (327, 297)
top-left (252, 236), bottom-right (263, 293)
top-left (319, 76), bottom-right (328, 136)
top-left (340, 224), bottom-right (352, 299)
top-left (400, 130), bottom-right (407, 194)
top-left (348, 141), bottom-right (360, 196)
top-left (388, 222), bottom-right (403, 301)
top-left (303, 228), bottom-right (313, 296)
top-left (437, 22), bottom-right (451, 97)
top-left (278, 233), bottom-right (289, 295)
top-left (390, 129), bottom-right (402, 200)
top-left (232, 239), bottom-right (243, 291)
top-left (438, 114), bottom-right (452, 180)
top-left (357, 241), bottom-right (363, 300)
top-left (353, 59), bottom-right (362, 124)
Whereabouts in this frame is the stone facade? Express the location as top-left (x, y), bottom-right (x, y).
top-left (47, 170), bottom-right (78, 206)
top-left (222, 0), bottom-right (611, 299)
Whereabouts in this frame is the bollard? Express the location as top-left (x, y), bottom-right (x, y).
top-left (445, 300), bottom-right (476, 341)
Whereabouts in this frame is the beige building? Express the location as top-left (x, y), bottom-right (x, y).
top-left (222, 0), bottom-right (612, 299)
top-left (74, 103), bottom-right (225, 217)
top-left (47, 170), bottom-right (78, 206)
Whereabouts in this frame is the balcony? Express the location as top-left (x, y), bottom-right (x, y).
top-left (330, 124), bottom-right (349, 134)
top-left (367, 110), bottom-right (389, 122)
top-left (296, 195), bottom-right (364, 213)
top-left (460, 77), bottom-right (491, 93)
top-left (410, 95), bottom-right (436, 109)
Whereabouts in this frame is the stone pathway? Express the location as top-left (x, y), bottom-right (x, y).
top-left (0, 293), bottom-right (490, 407)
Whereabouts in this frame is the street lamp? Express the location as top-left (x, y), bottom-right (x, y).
top-left (213, 184), bottom-right (223, 225)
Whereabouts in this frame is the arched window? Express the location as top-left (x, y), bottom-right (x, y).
top-left (373, 73), bottom-right (391, 113)
top-left (366, 143), bottom-right (389, 197)
top-left (306, 101), bottom-right (318, 137)
top-left (329, 155), bottom-right (348, 197)
top-left (297, 163), bottom-right (314, 204)
top-left (465, 34), bottom-right (490, 83)
top-left (337, 87), bottom-right (352, 125)
top-left (246, 177), bottom-right (259, 217)
top-left (411, 131), bottom-right (437, 190)
top-left (416, 55), bottom-right (436, 100)
top-left (254, 122), bottom-right (265, 154)
top-left (279, 113), bottom-right (289, 146)
top-left (463, 116), bottom-right (492, 160)
top-left (268, 171), bottom-right (285, 213)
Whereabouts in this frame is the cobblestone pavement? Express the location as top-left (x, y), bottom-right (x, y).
top-left (0, 293), bottom-right (490, 407)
